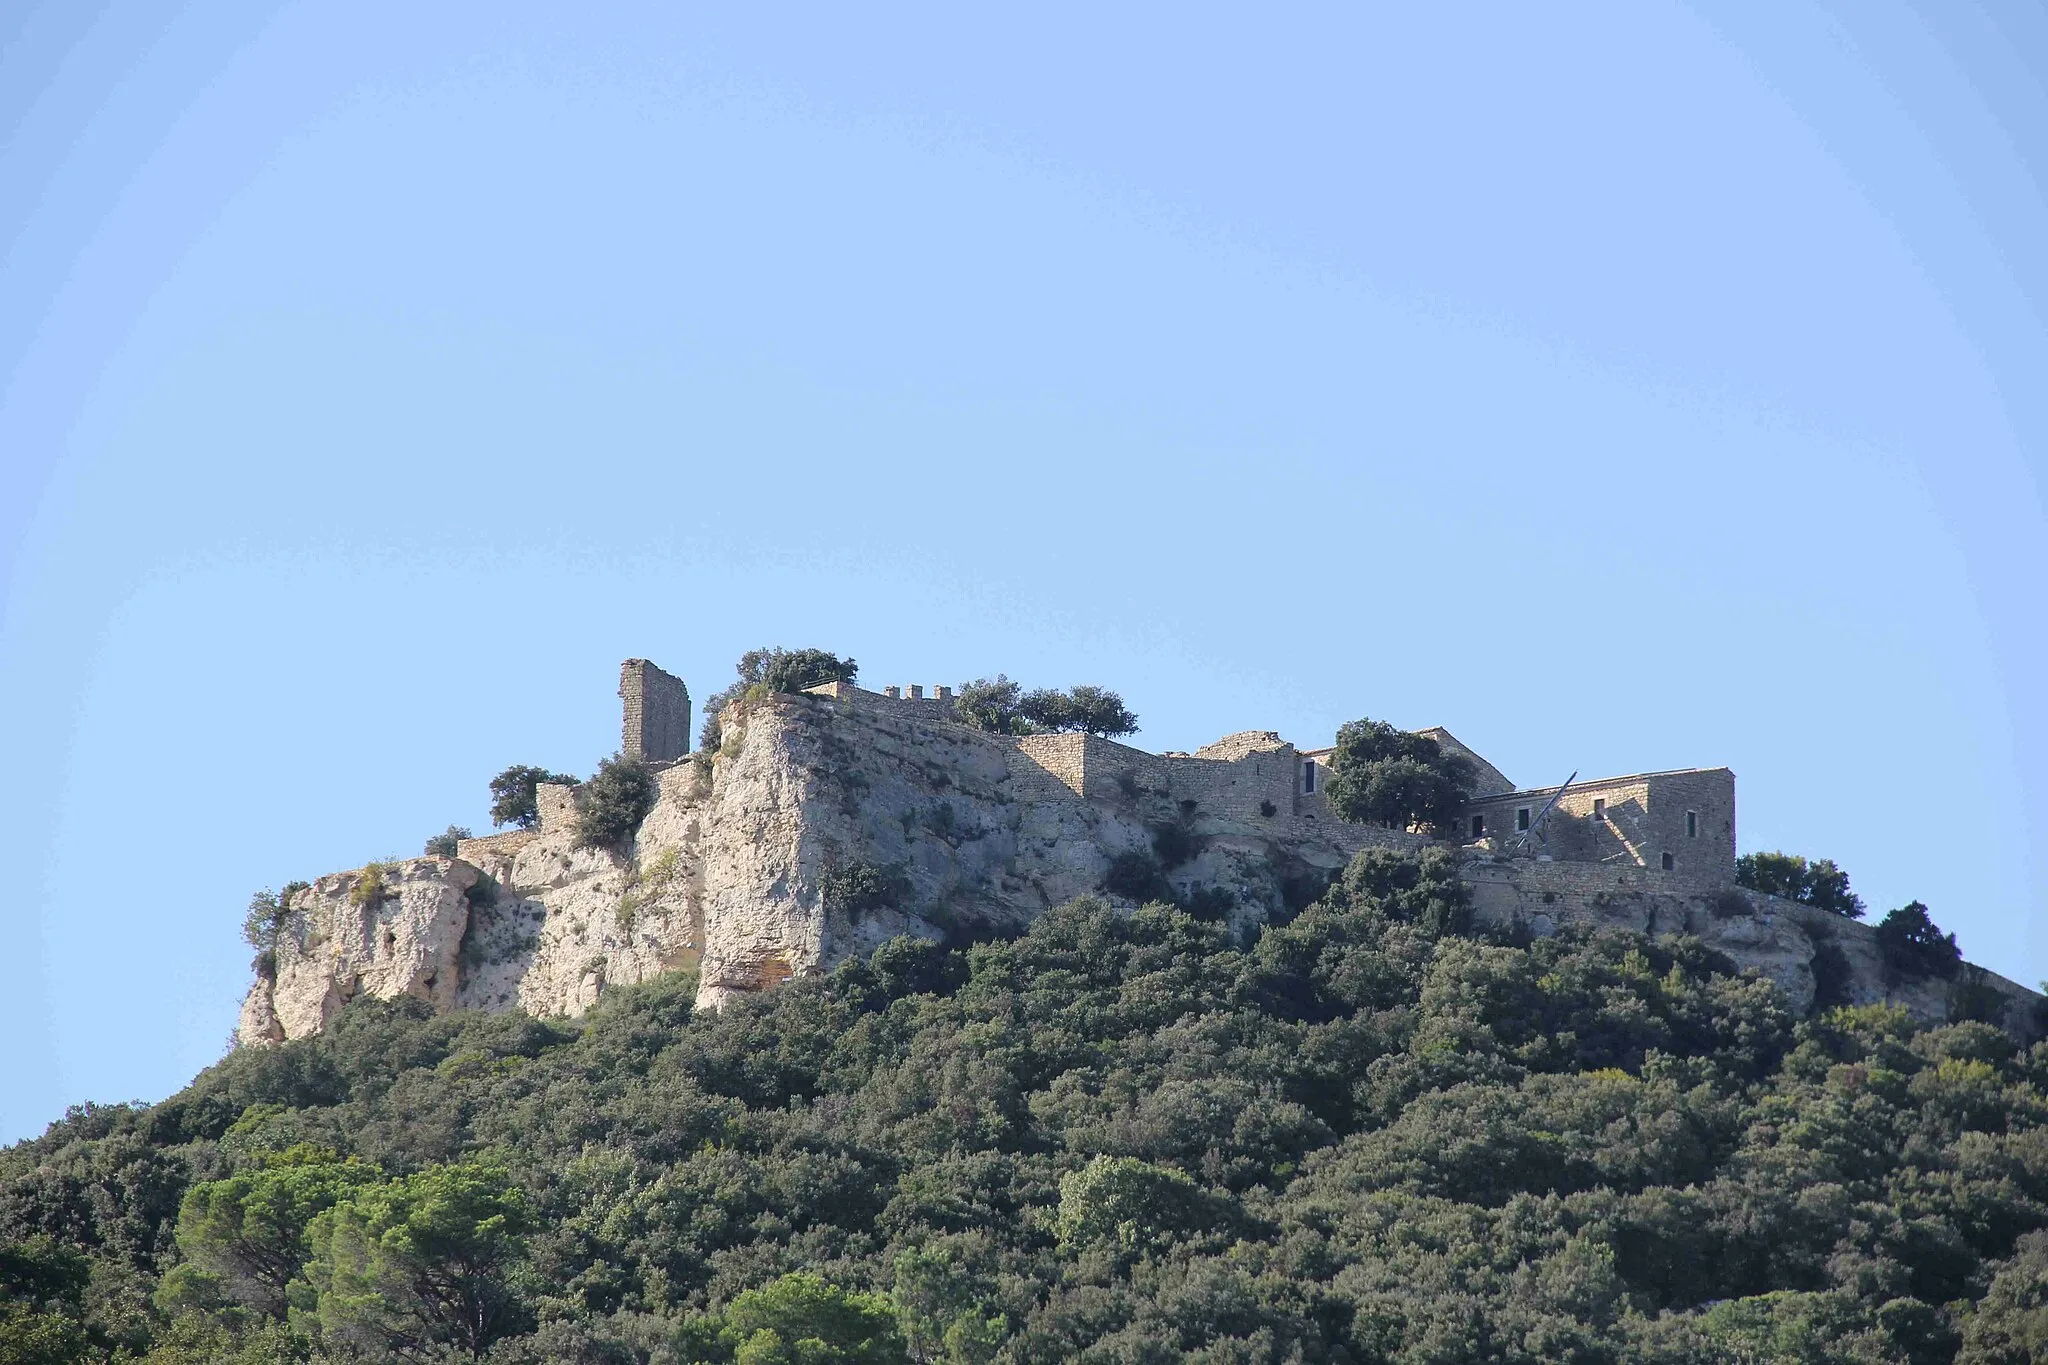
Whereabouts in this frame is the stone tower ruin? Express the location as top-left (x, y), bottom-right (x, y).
top-left (619, 658), bottom-right (691, 763)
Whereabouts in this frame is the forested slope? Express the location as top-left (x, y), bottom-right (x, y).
top-left (7, 849), bottom-right (2048, 1362)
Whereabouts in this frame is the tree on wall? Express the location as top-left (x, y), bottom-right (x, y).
top-left (954, 675), bottom-right (1031, 735)
top-left (1875, 900), bottom-right (1961, 981)
top-left (1016, 685), bottom-right (1139, 738)
top-left (1322, 719), bottom-right (1474, 835)
top-left (488, 766), bottom-right (580, 830)
top-left (1736, 851), bottom-right (1866, 918)
top-left (698, 647), bottom-right (859, 751)
top-left (573, 755), bottom-right (657, 852)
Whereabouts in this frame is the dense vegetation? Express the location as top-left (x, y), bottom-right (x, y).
top-left (9, 850), bottom-right (2048, 1363)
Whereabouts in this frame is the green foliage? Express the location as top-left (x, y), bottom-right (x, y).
top-left (423, 826), bottom-right (472, 857)
top-left (168, 1145), bottom-right (379, 1319)
top-left (303, 1159), bottom-right (531, 1358)
top-left (1737, 850), bottom-right (1868, 918)
top-left (573, 755), bottom-right (657, 852)
top-left (348, 863), bottom-right (395, 909)
top-left (950, 676), bottom-right (1030, 735)
top-left (1877, 899), bottom-right (1963, 981)
top-left (14, 846), bottom-right (2048, 1363)
top-left (1322, 718), bottom-right (1475, 833)
top-left (241, 891), bottom-right (285, 953)
top-left (489, 766), bottom-right (579, 831)
top-left (1100, 850), bottom-right (1167, 902)
top-left (679, 1272), bottom-right (904, 1364)
top-left (1015, 685), bottom-right (1138, 737)
top-left (701, 648), bottom-right (859, 753)
top-left (819, 861), bottom-right (907, 919)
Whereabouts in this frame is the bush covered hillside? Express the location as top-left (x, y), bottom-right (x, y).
top-left (8, 850), bottom-right (2048, 1363)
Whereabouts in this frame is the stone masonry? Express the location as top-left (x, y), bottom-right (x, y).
top-left (620, 658), bottom-right (691, 763)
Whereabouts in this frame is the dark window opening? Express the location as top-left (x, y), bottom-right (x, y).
top-left (1516, 807), bottom-right (1531, 831)
top-left (1593, 798), bottom-right (1606, 821)
top-left (1302, 761), bottom-right (1317, 795)
top-left (1686, 810), bottom-right (1698, 838)
top-left (1471, 814), bottom-right (1486, 838)
top-left (1661, 852), bottom-right (1675, 871)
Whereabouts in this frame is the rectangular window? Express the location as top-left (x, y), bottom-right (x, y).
top-left (1471, 814), bottom-right (1486, 838)
top-left (1302, 761), bottom-right (1317, 795)
top-left (1516, 807), bottom-right (1531, 832)
top-left (1686, 811), bottom-right (1698, 838)
top-left (1593, 798), bottom-right (1606, 821)
top-left (1661, 852), bottom-right (1675, 870)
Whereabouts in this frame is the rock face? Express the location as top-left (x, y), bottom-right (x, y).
top-left (237, 690), bottom-right (2043, 1045)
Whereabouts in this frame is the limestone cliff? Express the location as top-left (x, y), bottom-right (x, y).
top-left (237, 688), bottom-right (2042, 1045)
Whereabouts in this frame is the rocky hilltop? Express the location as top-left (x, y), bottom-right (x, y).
top-left (237, 672), bottom-right (2041, 1047)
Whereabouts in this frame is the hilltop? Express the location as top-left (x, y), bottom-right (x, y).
top-left (6, 652), bottom-right (2046, 1364)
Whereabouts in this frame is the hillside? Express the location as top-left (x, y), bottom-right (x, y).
top-left (8, 845), bottom-right (2048, 1362)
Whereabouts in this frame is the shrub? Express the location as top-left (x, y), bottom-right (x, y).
top-left (1017, 685), bottom-right (1138, 737)
top-left (1876, 900), bottom-right (1961, 981)
top-left (698, 647), bottom-right (858, 751)
top-left (1149, 819), bottom-right (1202, 870)
top-left (1322, 718), bottom-right (1474, 834)
top-left (349, 863), bottom-right (397, 909)
top-left (1711, 888), bottom-right (1753, 919)
top-left (1736, 851), bottom-right (1867, 918)
top-left (489, 766), bottom-right (579, 830)
top-left (821, 860), bottom-right (908, 918)
top-left (1949, 967), bottom-right (2008, 1025)
top-left (422, 825), bottom-right (471, 857)
top-left (1102, 849), bottom-right (1168, 902)
top-left (1809, 938), bottom-right (1855, 1012)
top-left (572, 755), bottom-right (657, 852)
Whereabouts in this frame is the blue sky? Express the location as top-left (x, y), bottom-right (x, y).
top-left (2, 1), bottom-right (2043, 1142)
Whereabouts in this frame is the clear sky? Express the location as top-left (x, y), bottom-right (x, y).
top-left (2, 1), bottom-right (2044, 1143)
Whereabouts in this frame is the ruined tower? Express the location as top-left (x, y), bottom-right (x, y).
top-left (619, 659), bottom-right (691, 763)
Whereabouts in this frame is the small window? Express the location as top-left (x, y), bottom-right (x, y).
top-left (1661, 852), bottom-right (1674, 871)
top-left (1593, 798), bottom-right (1606, 821)
top-left (1516, 807), bottom-right (1531, 832)
top-left (1302, 760), bottom-right (1317, 795)
top-left (1686, 811), bottom-right (1698, 839)
top-left (1471, 814), bottom-right (1486, 838)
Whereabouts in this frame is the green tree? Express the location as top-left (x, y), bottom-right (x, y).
top-left (488, 766), bottom-right (579, 830)
top-left (1736, 851), bottom-right (1867, 918)
top-left (1053, 1155), bottom-right (1211, 1255)
top-left (1876, 900), bottom-right (1961, 981)
top-left (0, 1237), bottom-right (88, 1365)
top-left (1962, 1231), bottom-right (2048, 1363)
top-left (303, 1160), bottom-right (531, 1359)
top-left (164, 1145), bottom-right (379, 1320)
top-left (700, 648), bottom-right (859, 751)
top-left (951, 676), bottom-right (1030, 735)
top-left (1015, 686), bottom-right (1138, 737)
top-left (1321, 718), bottom-right (1474, 833)
top-left (573, 755), bottom-right (657, 852)
top-left (423, 826), bottom-right (472, 857)
top-left (682, 1273), bottom-right (905, 1364)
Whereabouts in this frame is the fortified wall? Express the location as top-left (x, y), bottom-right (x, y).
top-left (238, 658), bottom-right (2043, 1048)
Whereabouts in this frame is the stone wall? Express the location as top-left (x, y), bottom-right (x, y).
top-left (620, 658), bottom-right (692, 763)
top-left (1464, 768), bottom-right (1735, 885)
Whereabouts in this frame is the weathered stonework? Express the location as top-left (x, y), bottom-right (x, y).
top-left (236, 658), bottom-right (2043, 1046)
top-left (620, 658), bottom-right (691, 763)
